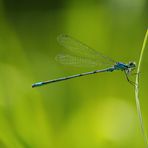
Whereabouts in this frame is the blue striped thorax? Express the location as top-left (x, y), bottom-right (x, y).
top-left (114, 62), bottom-right (136, 71)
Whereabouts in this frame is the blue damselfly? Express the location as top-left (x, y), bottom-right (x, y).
top-left (32, 34), bottom-right (136, 88)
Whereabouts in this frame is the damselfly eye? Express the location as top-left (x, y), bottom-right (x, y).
top-left (129, 62), bottom-right (136, 68)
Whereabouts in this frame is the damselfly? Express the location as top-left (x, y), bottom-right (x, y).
top-left (32, 34), bottom-right (136, 88)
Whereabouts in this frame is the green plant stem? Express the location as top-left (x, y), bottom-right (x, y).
top-left (135, 29), bottom-right (148, 148)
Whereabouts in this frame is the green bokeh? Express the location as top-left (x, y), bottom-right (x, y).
top-left (0, 0), bottom-right (148, 147)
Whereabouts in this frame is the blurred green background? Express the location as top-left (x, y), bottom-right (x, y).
top-left (0, 0), bottom-right (148, 148)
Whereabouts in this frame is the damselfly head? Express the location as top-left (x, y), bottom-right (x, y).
top-left (128, 61), bottom-right (136, 68)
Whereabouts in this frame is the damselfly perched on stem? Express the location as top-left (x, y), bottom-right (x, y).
top-left (32, 34), bottom-right (136, 88)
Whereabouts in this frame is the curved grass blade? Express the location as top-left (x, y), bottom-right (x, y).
top-left (135, 29), bottom-right (148, 148)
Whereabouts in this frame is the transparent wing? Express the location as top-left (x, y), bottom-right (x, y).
top-left (57, 34), bottom-right (116, 65)
top-left (55, 54), bottom-right (101, 67)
